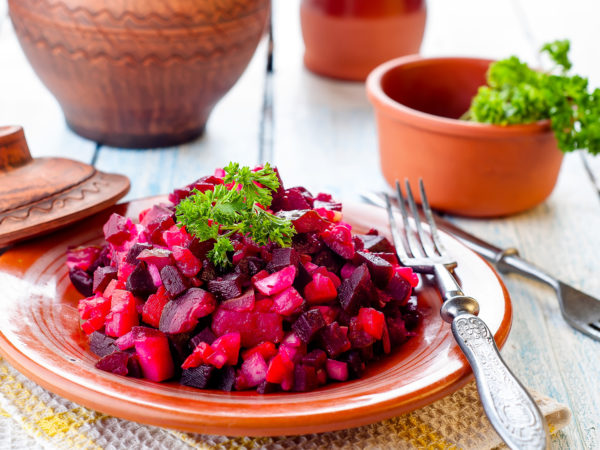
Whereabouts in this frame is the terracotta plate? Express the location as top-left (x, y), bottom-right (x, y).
top-left (0, 197), bottom-right (511, 436)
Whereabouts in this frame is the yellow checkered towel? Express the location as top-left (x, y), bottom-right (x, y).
top-left (0, 357), bottom-right (570, 449)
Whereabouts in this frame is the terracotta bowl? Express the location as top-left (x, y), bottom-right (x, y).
top-left (8, 0), bottom-right (269, 148)
top-left (366, 55), bottom-right (564, 217)
top-left (300, 0), bottom-right (427, 81)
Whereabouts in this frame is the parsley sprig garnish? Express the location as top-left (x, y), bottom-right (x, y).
top-left (175, 162), bottom-right (296, 268)
top-left (464, 39), bottom-right (600, 154)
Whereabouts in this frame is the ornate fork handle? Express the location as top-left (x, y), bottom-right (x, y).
top-left (452, 313), bottom-right (548, 449)
top-left (435, 264), bottom-right (548, 449)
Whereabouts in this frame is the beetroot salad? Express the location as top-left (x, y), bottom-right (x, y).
top-left (67, 164), bottom-right (421, 393)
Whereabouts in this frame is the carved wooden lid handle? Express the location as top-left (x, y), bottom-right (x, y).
top-left (0, 125), bottom-right (33, 172)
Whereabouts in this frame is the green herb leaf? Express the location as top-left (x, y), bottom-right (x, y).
top-left (464, 39), bottom-right (600, 154)
top-left (175, 163), bottom-right (295, 268)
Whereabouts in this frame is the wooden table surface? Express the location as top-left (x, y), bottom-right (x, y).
top-left (2, 0), bottom-right (600, 448)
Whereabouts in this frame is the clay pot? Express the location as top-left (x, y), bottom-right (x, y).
top-left (8, 0), bottom-right (270, 148)
top-left (300, 0), bottom-right (427, 81)
top-left (366, 56), bottom-right (564, 217)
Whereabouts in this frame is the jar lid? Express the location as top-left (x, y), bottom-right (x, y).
top-left (0, 126), bottom-right (130, 247)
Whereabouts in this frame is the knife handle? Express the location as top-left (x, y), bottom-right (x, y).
top-left (432, 215), bottom-right (559, 288)
top-left (451, 313), bottom-right (549, 450)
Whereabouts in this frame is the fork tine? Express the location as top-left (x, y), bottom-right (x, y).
top-left (419, 178), bottom-right (447, 256)
top-left (405, 179), bottom-right (435, 258)
top-left (396, 180), bottom-right (424, 257)
top-left (384, 193), bottom-right (410, 263)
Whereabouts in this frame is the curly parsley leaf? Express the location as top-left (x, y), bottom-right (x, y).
top-left (464, 39), bottom-right (600, 154)
top-left (175, 163), bottom-right (295, 268)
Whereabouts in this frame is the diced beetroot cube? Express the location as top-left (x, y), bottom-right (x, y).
top-left (172, 246), bottom-right (202, 277)
top-left (293, 262), bottom-right (313, 293)
top-left (211, 332), bottom-right (241, 366)
top-left (292, 232), bottom-right (323, 255)
top-left (103, 213), bottom-right (131, 245)
top-left (257, 380), bottom-right (280, 394)
top-left (124, 242), bottom-right (153, 265)
top-left (353, 234), bottom-right (394, 253)
top-left (304, 261), bottom-right (319, 273)
top-left (181, 364), bottom-right (216, 389)
top-left (163, 225), bottom-right (192, 249)
top-left (251, 269), bottom-right (269, 284)
top-left (126, 262), bottom-right (157, 298)
top-left (358, 307), bottom-right (385, 339)
top-left (242, 341), bottom-right (277, 361)
top-left (265, 352), bottom-right (294, 384)
top-left (304, 273), bottom-right (337, 304)
top-left (271, 187), bottom-right (311, 212)
top-left (134, 332), bottom-right (174, 382)
top-left (190, 327), bottom-right (217, 348)
top-left (104, 290), bottom-right (139, 337)
top-left (276, 210), bottom-right (331, 233)
top-left (326, 359), bottom-right (349, 381)
top-left (147, 264), bottom-right (162, 287)
top-left (147, 215), bottom-right (175, 246)
top-left (142, 286), bottom-right (170, 327)
top-left (199, 259), bottom-right (217, 282)
top-left (266, 247), bottom-right (300, 272)
top-left (221, 288), bottom-right (255, 312)
top-left (312, 266), bottom-right (341, 288)
top-left (140, 204), bottom-right (173, 227)
top-left (355, 251), bottom-right (394, 288)
top-left (205, 350), bottom-right (228, 369)
top-left (160, 265), bottom-right (188, 298)
top-left (292, 309), bottom-right (326, 343)
top-left (396, 266), bottom-right (419, 287)
top-left (254, 298), bottom-right (274, 312)
top-left (89, 332), bottom-right (118, 357)
top-left (272, 287), bottom-right (304, 316)
top-left (343, 350), bottom-right (365, 378)
top-left (136, 248), bottom-right (173, 270)
top-left (253, 265), bottom-right (297, 296)
top-left (207, 274), bottom-right (244, 300)
top-left (348, 316), bottom-right (376, 348)
top-left (282, 332), bottom-right (303, 348)
top-left (318, 322), bottom-right (351, 358)
top-left (102, 279), bottom-right (124, 299)
top-left (78, 294), bottom-right (111, 321)
top-left (115, 330), bottom-right (135, 350)
top-left (241, 352), bottom-right (268, 388)
top-left (373, 252), bottom-right (399, 265)
top-left (95, 351), bottom-right (131, 376)
top-left (159, 288), bottom-right (216, 334)
top-left (182, 342), bottom-right (214, 369)
top-left (293, 364), bottom-right (318, 392)
top-left (93, 266), bottom-right (118, 294)
top-left (66, 245), bottom-right (102, 271)
top-left (69, 268), bottom-right (93, 297)
top-left (81, 313), bottom-right (107, 335)
top-left (338, 264), bottom-right (375, 315)
top-left (211, 308), bottom-right (284, 348)
top-left (385, 270), bottom-right (412, 304)
top-left (320, 225), bottom-right (355, 259)
top-left (312, 306), bottom-right (339, 325)
top-left (301, 349), bottom-right (327, 368)
top-left (213, 365), bottom-right (236, 391)
top-left (187, 238), bottom-right (216, 262)
top-left (117, 262), bottom-right (136, 284)
top-left (386, 314), bottom-right (415, 346)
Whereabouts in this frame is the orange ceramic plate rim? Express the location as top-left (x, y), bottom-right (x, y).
top-left (0, 198), bottom-right (511, 436)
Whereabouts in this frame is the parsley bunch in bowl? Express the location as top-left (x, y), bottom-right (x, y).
top-left (464, 39), bottom-right (600, 154)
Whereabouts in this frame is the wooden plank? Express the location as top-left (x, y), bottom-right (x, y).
top-left (0, 7), bottom-right (95, 162)
top-left (94, 38), bottom-right (269, 201)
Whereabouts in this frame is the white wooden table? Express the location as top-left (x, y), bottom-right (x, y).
top-left (2, 0), bottom-right (600, 448)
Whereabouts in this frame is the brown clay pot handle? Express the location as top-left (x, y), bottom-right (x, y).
top-left (0, 125), bottom-right (33, 172)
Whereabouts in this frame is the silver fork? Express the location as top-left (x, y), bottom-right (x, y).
top-left (385, 180), bottom-right (549, 450)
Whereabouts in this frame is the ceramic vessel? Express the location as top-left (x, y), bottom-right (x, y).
top-left (8, 0), bottom-right (270, 148)
top-left (366, 56), bottom-right (564, 217)
top-left (300, 0), bottom-right (427, 81)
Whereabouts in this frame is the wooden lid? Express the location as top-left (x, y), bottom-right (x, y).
top-left (0, 126), bottom-right (130, 247)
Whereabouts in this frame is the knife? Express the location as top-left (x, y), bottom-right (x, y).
top-left (361, 191), bottom-right (600, 341)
